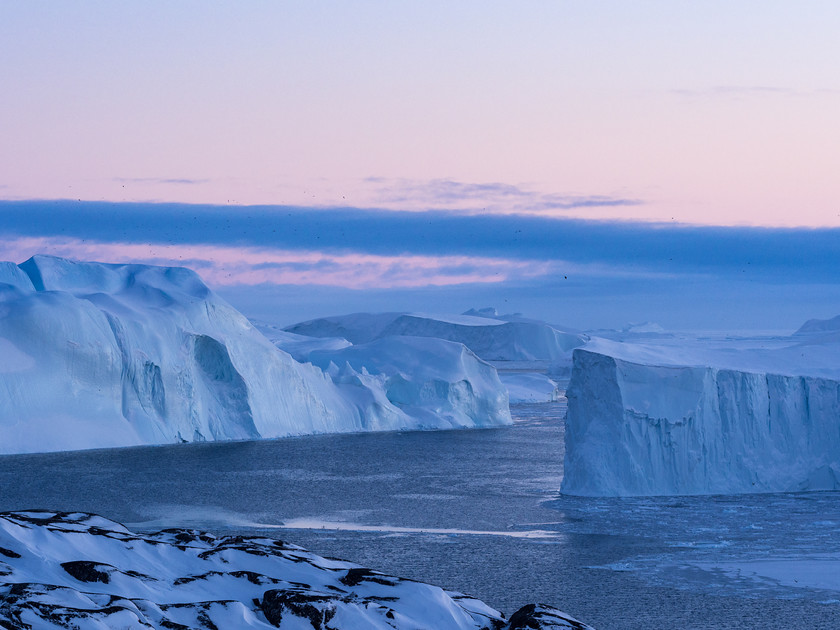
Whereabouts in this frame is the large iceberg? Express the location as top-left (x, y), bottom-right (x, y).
top-left (0, 257), bottom-right (510, 455)
top-left (562, 336), bottom-right (840, 496)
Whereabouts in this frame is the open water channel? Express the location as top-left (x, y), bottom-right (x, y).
top-left (1, 402), bottom-right (839, 629)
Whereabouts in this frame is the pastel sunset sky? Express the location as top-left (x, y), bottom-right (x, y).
top-left (1, 3), bottom-right (838, 329)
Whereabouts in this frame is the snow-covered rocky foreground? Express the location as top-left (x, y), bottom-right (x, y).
top-left (0, 256), bottom-right (510, 455)
top-left (562, 329), bottom-right (840, 496)
top-left (0, 511), bottom-right (591, 629)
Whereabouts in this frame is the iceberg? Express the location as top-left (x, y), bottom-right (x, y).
top-left (306, 336), bottom-right (512, 430)
top-left (286, 311), bottom-right (586, 362)
top-left (0, 257), bottom-right (510, 455)
top-left (253, 320), bottom-right (353, 363)
top-left (796, 313), bottom-right (840, 335)
top-left (562, 336), bottom-right (840, 496)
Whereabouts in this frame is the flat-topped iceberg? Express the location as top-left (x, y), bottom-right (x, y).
top-left (0, 257), bottom-right (511, 455)
top-left (562, 336), bottom-right (840, 496)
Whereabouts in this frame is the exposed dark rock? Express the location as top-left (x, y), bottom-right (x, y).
top-left (507, 603), bottom-right (593, 629)
top-left (261, 588), bottom-right (338, 628)
top-left (340, 567), bottom-right (397, 587)
top-left (60, 560), bottom-right (112, 584)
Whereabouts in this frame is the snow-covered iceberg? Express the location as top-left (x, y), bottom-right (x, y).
top-left (286, 311), bottom-right (586, 362)
top-left (259, 319), bottom-right (512, 430)
top-left (562, 336), bottom-right (840, 496)
top-left (796, 313), bottom-right (840, 335)
top-left (254, 321), bottom-right (353, 363)
top-left (306, 336), bottom-right (512, 429)
top-left (0, 511), bottom-right (594, 629)
top-left (0, 257), bottom-right (511, 455)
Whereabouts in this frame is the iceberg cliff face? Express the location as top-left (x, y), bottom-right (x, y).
top-left (562, 345), bottom-right (840, 496)
top-left (0, 256), bottom-right (366, 454)
top-left (0, 257), bottom-right (512, 455)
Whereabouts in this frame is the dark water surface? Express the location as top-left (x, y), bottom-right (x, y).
top-left (1, 402), bottom-right (839, 630)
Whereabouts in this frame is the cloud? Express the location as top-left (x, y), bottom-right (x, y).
top-left (2, 200), bottom-right (838, 330)
top-left (364, 178), bottom-right (642, 215)
top-left (671, 86), bottom-right (840, 99)
top-left (1, 200), bottom-right (839, 285)
top-left (113, 177), bottom-right (210, 185)
top-left (0, 236), bottom-right (564, 289)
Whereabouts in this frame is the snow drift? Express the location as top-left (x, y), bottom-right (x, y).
top-left (562, 337), bottom-right (840, 496)
top-left (0, 511), bottom-right (593, 629)
top-left (0, 257), bottom-right (510, 455)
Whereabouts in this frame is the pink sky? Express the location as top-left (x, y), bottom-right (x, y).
top-left (1, 3), bottom-right (839, 227)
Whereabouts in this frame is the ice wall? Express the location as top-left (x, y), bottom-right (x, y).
top-left (562, 347), bottom-right (840, 496)
top-left (0, 256), bottom-right (371, 454)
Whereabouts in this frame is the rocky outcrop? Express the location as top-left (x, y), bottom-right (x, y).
top-left (0, 511), bottom-right (594, 629)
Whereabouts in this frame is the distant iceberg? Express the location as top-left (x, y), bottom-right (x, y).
top-left (286, 310), bottom-right (586, 362)
top-left (796, 313), bottom-right (840, 335)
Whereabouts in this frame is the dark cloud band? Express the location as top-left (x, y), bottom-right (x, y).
top-left (1, 199), bottom-right (839, 283)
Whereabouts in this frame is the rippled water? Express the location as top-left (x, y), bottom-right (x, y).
top-left (1, 402), bottom-right (839, 629)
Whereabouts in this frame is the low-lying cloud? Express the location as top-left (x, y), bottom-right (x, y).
top-left (364, 177), bottom-right (642, 215)
top-left (671, 85), bottom-right (840, 99)
top-left (0, 236), bottom-right (559, 289)
top-left (113, 177), bottom-right (211, 186)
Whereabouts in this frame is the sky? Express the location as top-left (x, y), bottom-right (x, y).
top-left (1, 3), bottom-right (839, 331)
